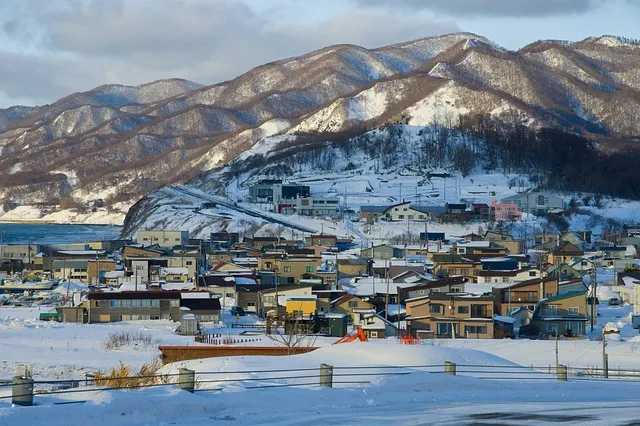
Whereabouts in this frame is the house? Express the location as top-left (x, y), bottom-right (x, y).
top-left (285, 295), bottom-right (328, 318)
top-left (558, 278), bottom-right (588, 295)
top-left (406, 293), bottom-right (495, 339)
top-left (330, 294), bottom-right (374, 325)
top-left (337, 258), bottom-right (369, 277)
top-left (359, 205), bottom-right (388, 223)
top-left (53, 258), bottom-right (116, 284)
top-left (472, 203), bottom-right (491, 221)
top-left (432, 254), bottom-right (480, 280)
top-left (243, 236), bottom-right (279, 250)
top-left (527, 291), bottom-right (589, 337)
top-left (492, 276), bottom-right (559, 316)
top-left (490, 200), bottom-right (522, 222)
top-left (210, 232), bottom-right (240, 246)
top-left (260, 257), bottom-right (323, 285)
top-left (179, 293), bottom-right (221, 322)
top-left (455, 241), bottom-right (508, 257)
top-left (295, 197), bottom-right (340, 217)
top-left (546, 263), bottom-right (582, 281)
top-left (306, 234), bottom-right (338, 248)
top-left (136, 230), bottom-right (189, 248)
top-left (261, 283), bottom-right (314, 316)
top-left (248, 179), bottom-right (310, 204)
top-left (354, 311), bottom-right (399, 338)
top-left (360, 244), bottom-right (405, 260)
top-left (477, 268), bottom-right (543, 284)
top-left (501, 192), bottom-right (564, 215)
top-left (547, 241), bottom-right (584, 265)
top-left (561, 231), bottom-right (591, 251)
top-left (510, 306), bottom-right (534, 329)
top-left (484, 231), bottom-right (521, 254)
top-left (383, 202), bottom-right (441, 222)
top-left (398, 277), bottom-right (467, 304)
top-left (60, 291), bottom-right (183, 323)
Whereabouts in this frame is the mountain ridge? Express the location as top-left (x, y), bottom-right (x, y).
top-left (0, 33), bottom-right (639, 220)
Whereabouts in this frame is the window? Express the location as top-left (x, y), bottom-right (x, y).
top-left (283, 266), bottom-right (291, 272)
top-left (247, 302), bottom-right (256, 307)
top-left (568, 307), bottom-right (579, 316)
top-left (502, 277), bottom-right (509, 283)
top-left (542, 305), bottom-right (557, 316)
top-left (398, 215), bottom-right (404, 219)
top-left (470, 304), bottom-right (489, 318)
top-left (293, 310), bottom-right (304, 318)
top-left (430, 305), bottom-right (441, 313)
top-left (306, 266), bottom-right (314, 272)
top-left (461, 268), bottom-right (469, 275)
top-left (529, 271), bottom-right (537, 277)
top-left (464, 326), bottom-right (488, 335)
top-left (370, 331), bottom-right (378, 338)
top-left (458, 306), bottom-right (469, 314)
top-left (546, 323), bottom-right (558, 334)
top-left (170, 300), bottom-right (179, 307)
top-left (537, 195), bottom-right (545, 205)
top-left (186, 261), bottom-right (193, 266)
top-left (348, 301), bottom-right (358, 308)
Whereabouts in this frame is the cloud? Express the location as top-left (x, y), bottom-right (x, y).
top-left (355, 0), bottom-right (595, 17)
top-left (0, 0), bottom-right (459, 107)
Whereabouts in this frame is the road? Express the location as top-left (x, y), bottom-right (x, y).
top-left (171, 186), bottom-right (317, 234)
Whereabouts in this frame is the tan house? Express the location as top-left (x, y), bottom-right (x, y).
top-left (529, 291), bottom-right (588, 337)
top-left (53, 259), bottom-right (116, 283)
top-left (136, 230), bottom-right (189, 248)
top-left (547, 241), bottom-right (584, 266)
top-left (305, 234), bottom-right (338, 248)
top-left (260, 257), bottom-right (323, 285)
top-left (484, 231), bottom-right (521, 254)
top-left (406, 293), bottom-right (494, 339)
top-left (492, 277), bottom-right (559, 316)
top-left (261, 283), bottom-right (314, 315)
top-left (337, 258), bottom-right (369, 277)
top-left (432, 255), bottom-right (481, 281)
top-left (331, 294), bottom-right (374, 325)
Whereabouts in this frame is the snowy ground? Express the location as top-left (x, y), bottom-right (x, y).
top-left (2, 304), bottom-right (640, 425)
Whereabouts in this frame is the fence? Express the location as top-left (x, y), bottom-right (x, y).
top-left (3, 361), bottom-right (640, 407)
top-left (195, 333), bottom-right (263, 345)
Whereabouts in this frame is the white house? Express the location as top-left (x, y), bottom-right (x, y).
top-left (501, 192), bottom-right (564, 215)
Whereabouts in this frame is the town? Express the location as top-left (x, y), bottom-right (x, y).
top-left (2, 219), bottom-right (639, 343)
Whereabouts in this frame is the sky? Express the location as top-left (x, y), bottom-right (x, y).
top-left (0, 0), bottom-right (639, 108)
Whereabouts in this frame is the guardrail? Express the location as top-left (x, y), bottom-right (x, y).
top-left (3, 361), bottom-right (640, 407)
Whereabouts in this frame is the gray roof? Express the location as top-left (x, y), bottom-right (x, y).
top-left (360, 205), bottom-right (389, 213)
top-left (412, 205), bottom-right (446, 214)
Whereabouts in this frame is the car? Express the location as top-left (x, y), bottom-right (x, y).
top-left (608, 298), bottom-right (621, 306)
top-left (230, 306), bottom-right (246, 316)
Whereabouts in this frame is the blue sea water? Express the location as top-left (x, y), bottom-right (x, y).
top-left (0, 223), bottom-right (122, 245)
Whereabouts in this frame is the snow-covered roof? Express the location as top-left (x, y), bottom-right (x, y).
top-left (161, 267), bottom-right (189, 275)
top-left (104, 271), bottom-right (125, 278)
top-left (162, 281), bottom-right (195, 291)
top-left (180, 292), bottom-right (210, 299)
top-left (57, 250), bottom-right (106, 256)
top-left (494, 315), bottom-right (516, 324)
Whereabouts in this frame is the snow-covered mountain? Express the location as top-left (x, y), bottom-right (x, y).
top-left (1, 33), bottom-right (639, 220)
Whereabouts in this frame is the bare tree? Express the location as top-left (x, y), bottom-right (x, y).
top-left (266, 315), bottom-right (319, 355)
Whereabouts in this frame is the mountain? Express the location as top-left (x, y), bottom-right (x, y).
top-left (0, 33), bottom-right (639, 221)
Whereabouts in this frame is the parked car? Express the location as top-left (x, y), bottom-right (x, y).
top-left (608, 298), bottom-right (621, 306)
top-left (230, 306), bottom-right (246, 316)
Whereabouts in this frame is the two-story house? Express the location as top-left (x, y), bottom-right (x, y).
top-left (529, 291), bottom-right (588, 337)
top-left (406, 293), bottom-right (495, 339)
top-left (330, 294), bottom-right (374, 325)
top-left (492, 276), bottom-right (559, 316)
top-left (547, 241), bottom-right (584, 266)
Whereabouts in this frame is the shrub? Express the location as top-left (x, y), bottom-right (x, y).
top-left (93, 360), bottom-right (168, 389)
top-left (103, 331), bottom-right (155, 350)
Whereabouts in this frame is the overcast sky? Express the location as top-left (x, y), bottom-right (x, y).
top-left (0, 0), bottom-right (639, 107)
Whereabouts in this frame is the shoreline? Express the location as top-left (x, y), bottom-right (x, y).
top-left (0, 220), bottom-right (122, 226)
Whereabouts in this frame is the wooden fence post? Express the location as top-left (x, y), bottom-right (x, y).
top-left (556, 364), bottom-right (567, 381)
top-left (12, 377), bottom-right (34, 406)
top-left (320, 364), bottom-right (333, 388)
top-left (177, 368), bottom-right (195, 393)
top-left (444, 362), bottom-right (456, 376)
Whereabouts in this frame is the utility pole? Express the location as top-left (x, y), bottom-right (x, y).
top-left (371, 243), bottom-right (375, 296)
top-left (591, 265), bottom-right (597, 332)
top-left (602, 325), bottom-right (608, 378)
top-left (399, 182), bottom-right (402, 202)
top-left (555, 332), bottom-right (559, 367)
top-left (384, 260), bottom-right (389, 321)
